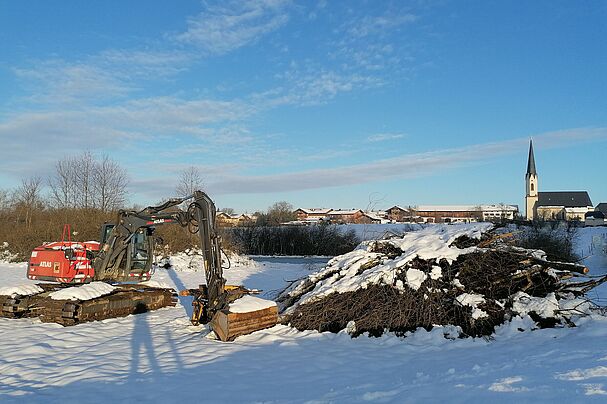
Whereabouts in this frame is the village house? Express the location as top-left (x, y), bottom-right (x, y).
top-left (525, 140), bottom-right (594, 221)
top-left (294, 208), bottom-right (333, 222)
top-left (362, 211), bottom-right (388, 224)
top-left (326, 209), bottom-right (366, 224)
top-left (386, 206), bottom-right (416, 222)
top-left (216, 212), bottom-right (255, 227)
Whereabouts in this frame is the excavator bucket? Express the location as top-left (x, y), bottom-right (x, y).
top-left (210, 295), bottom-right (279, 342)
top-left (181, 287), bottom-right (279, 341)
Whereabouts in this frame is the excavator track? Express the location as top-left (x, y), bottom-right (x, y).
top-left (0, 283), bottom-right (177, 326)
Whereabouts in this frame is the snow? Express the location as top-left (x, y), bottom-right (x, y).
top-left (229, 295), bottom-right (277, 313)
top-left (405, 268), bottom-right (427, 290)
top-left (0, 284), bottom-right (44, 297)
top-left (139, 280), bottom-right (172, 289)
top-left (283, 223), bottom-right (493, 310)
top-left (456, 293), bottom-right (489, 319)
top-left (388, 222), bottom-right (493, 263)
top-left (456, 292), bottom-right (486, 307)
top-left (49, 282), bottom-right (116, 301)
top-left (430, 265), bottom-right (442, 280)
top-left (512, 292), bottom-right (559, 318)
top-left (337, 222), bottom-right (425, 240)
top-left (0, 227), bottom-right (606, 402)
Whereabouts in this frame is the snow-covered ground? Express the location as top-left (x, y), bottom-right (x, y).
top-left (1, 226), bottom-right (607, 403)
top-left (337, 222), bottom-right (425, 241)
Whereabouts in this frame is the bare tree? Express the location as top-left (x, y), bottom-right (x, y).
top-left (49, 152), bottom-right (128, 211)
top-left (49, 155), bottom-right (78, 209)
top-left (74, 151), bottom-right (95, 209)
top-left (14, 176), bottom-right (44, 230)
top-left (175, 166), bottom-right (204, 197)
top-left (266, 201), bottom-right (296, 225)
top-left (0, 188), bottom-right (12, 212)
top-left (221, 207), bottom-right (236, 215)
top-left (93, 155), bottom-right (128, 211)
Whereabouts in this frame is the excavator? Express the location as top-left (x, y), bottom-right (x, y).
top-left (1, 191), bottom-right (278, 341)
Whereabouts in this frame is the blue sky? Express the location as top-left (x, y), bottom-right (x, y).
top-left (1, 0), bottom-right (606, 212)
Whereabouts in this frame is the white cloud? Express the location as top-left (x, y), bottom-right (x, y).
top-left (174, 0), bottom-right (291, 54)
top-left (367, 133), bottom-right (406, 142)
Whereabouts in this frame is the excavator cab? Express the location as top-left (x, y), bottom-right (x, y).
top-left (127, 229), bottom-right (153, 272)
top-left (97, 223), bottom-right (154, 281)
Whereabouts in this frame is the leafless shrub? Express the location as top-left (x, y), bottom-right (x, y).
top-left (228, 225), bottom-right (360, 256)
top-left (514, 222), bottom-right (579, 262)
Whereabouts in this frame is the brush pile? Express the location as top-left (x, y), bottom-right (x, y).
top-left (278, 224), bottom-right (606, 338)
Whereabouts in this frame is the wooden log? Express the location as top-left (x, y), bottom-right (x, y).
top-left (531, 258), bottom-right (589, 274)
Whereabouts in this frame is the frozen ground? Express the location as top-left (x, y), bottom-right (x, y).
top-left (337, 222), bottom-right (424, 241)
top-left (1, 226), bottom-right (607, 403)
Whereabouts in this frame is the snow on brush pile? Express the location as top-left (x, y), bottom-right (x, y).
top-left (278, 223), bottom-right (600, 338)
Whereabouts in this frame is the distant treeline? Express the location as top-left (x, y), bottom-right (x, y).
top-left (225, 224), bottom-right (360, 256)
top-left (0, 150), bottom-right (361, 260)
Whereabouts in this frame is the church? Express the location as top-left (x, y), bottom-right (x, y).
top-left (525, 140), bottom-right (594, 221)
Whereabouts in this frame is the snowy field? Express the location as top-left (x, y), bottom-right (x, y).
top-left (1, 227), bottom-right (607, 403)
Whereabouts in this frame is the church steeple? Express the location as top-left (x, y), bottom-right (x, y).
top-left (527, 139), bottom-right (537, 176)
top-left (525, 139), bottom-right (538, 220)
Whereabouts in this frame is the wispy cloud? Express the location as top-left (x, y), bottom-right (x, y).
top-left (367, 133), bottom-right (406, 142)
top-left (345, 14), bottom-right (417, 38)
top-left (174, 0), bottom-right (291, 54)
top-left (206, 128), bottom-right (607, 194)
top-left (14, 61), bottom-right (133, 103)
top-left (259, 64), bottom-right (383, 107)
top-left (327, 8), bottom-right (419, 79)
top-left (13, 49), bottom-right (193, 104)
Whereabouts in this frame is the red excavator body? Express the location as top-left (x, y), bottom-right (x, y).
top-left (27, 241), bottom-right (101, 284)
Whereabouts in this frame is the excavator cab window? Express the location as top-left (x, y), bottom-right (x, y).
top-left (100, 224), bottom-right (115, 245)
top-left (129, 230), bottom-right (150, 271)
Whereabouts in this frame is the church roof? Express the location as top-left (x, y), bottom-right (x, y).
top-left (537, 191), bottom-right (593, 208)
top-left (596, 203), bottom-right (607, 214)
top-left (526, 139), bottom-right (537, 176)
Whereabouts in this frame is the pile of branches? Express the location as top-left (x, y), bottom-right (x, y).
top-left (278, 227), bottom-right (607, 338)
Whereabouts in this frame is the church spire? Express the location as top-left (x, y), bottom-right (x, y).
top-left (526, 139), bottom-right (537, 176)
